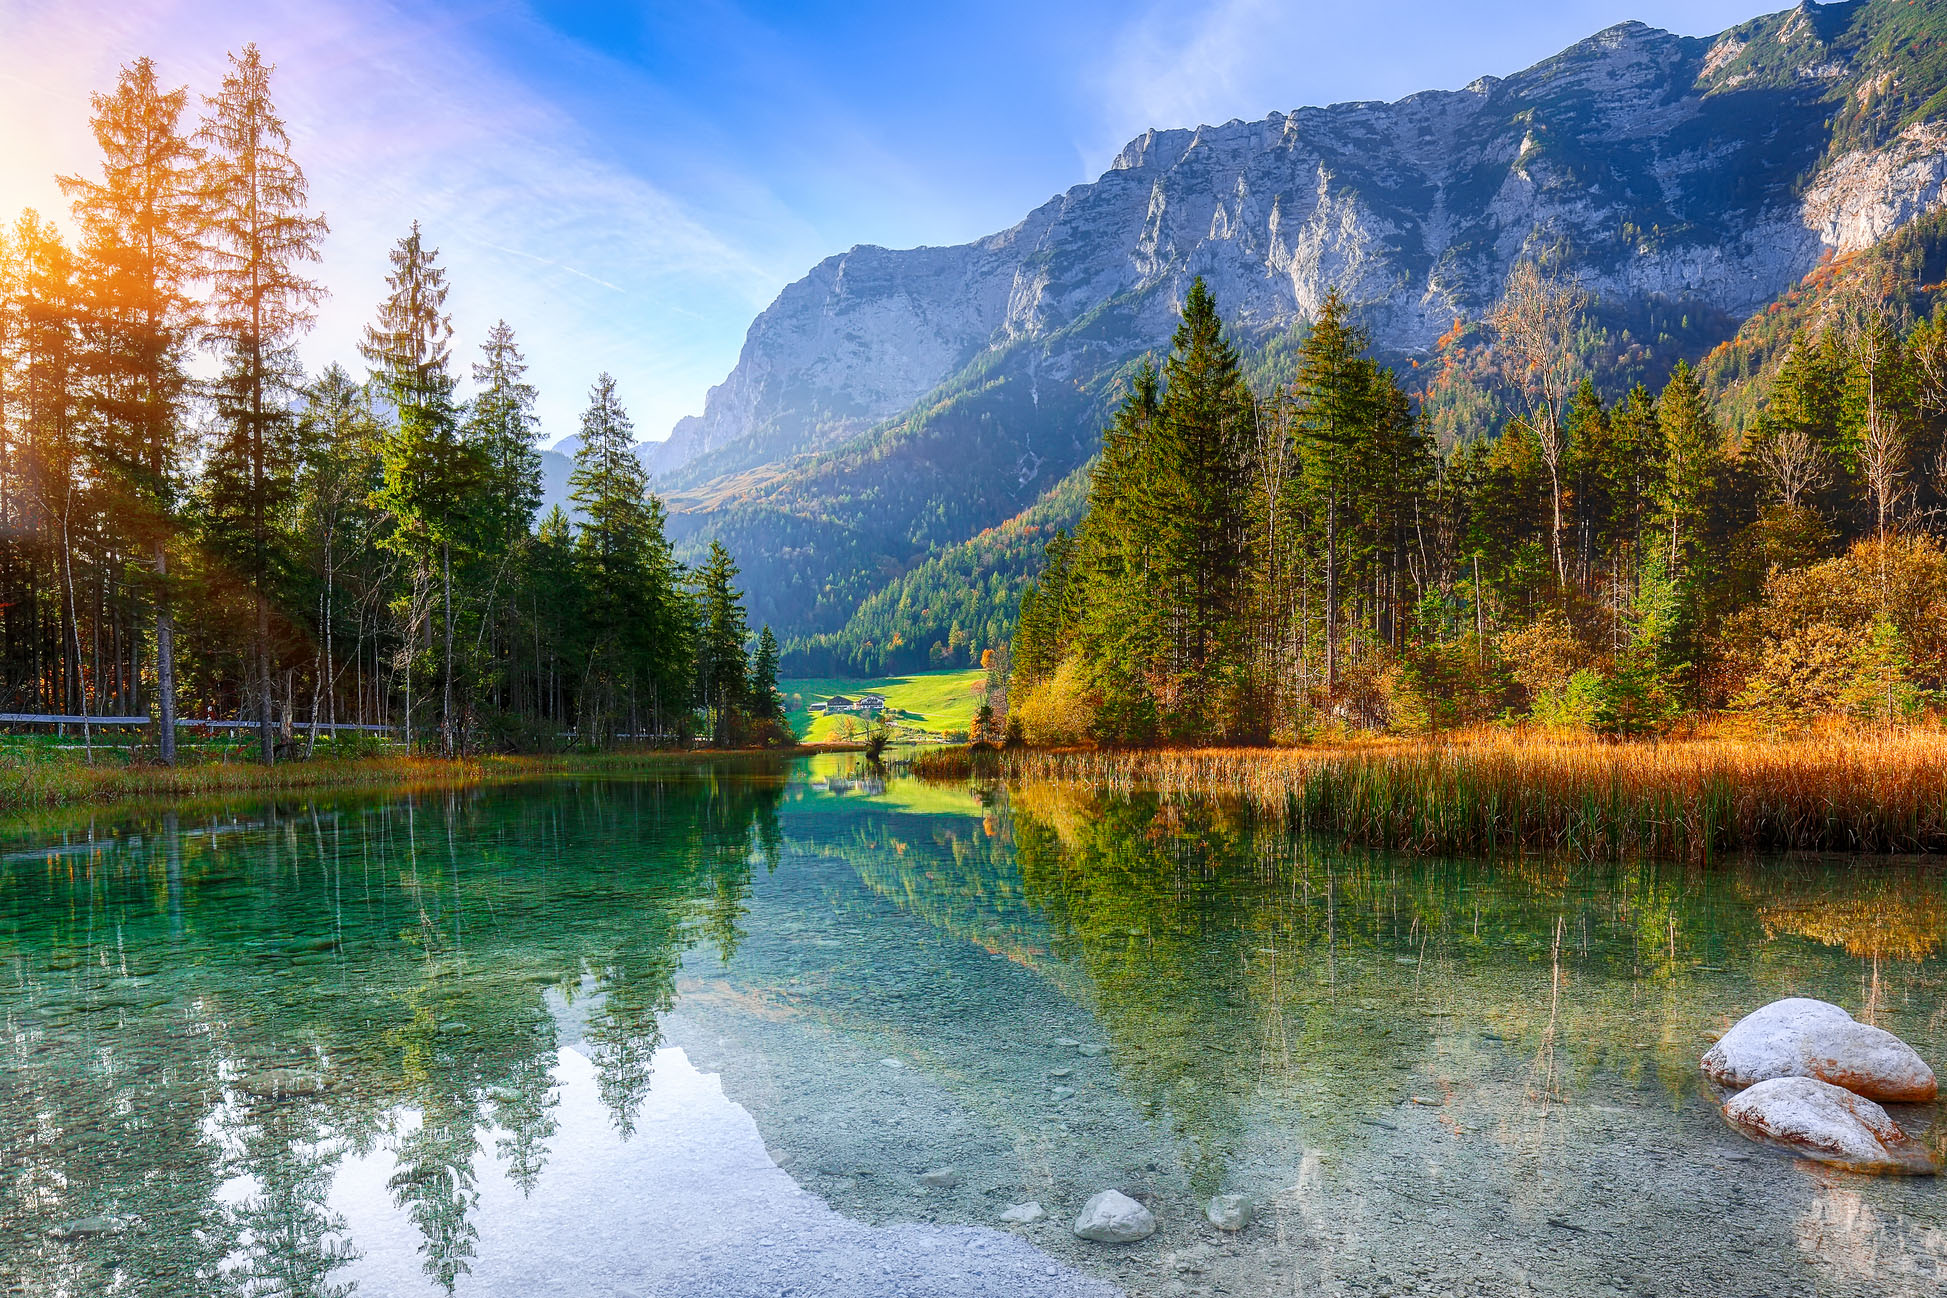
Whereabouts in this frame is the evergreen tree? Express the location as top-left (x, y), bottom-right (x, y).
top-left (196, 44), bottom-right (328, 761)
top-left (748, 626), bottom-right (783, 725)
top-left (59, 57), bottom-right (204, 762)
top-left (466, 319), bottom-right (542, 558)
top-left (362, 223), bottom-right (477, 754)
top-left (694, 541), bottom-right (749, 746)
top-left (569, 373), bottom-right (682, 742)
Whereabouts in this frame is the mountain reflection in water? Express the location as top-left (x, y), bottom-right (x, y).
top-left (3, 758), bottom-right (1944, 1297)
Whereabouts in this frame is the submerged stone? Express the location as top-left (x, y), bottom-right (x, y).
top-left (918, 1167), bottom-right (958, 1189)
top-left (1205, 1194), bottom-right (1251, 1231)
top-left (1721, 1076), bottom-right (1936, 1174)
top-left (1000, 1201), bottom-right (1045, 1224)
top-left (1702, 997), bottom-right (1936, 1101)
top-left (1072, 1190), bottom-right (1156, 1242)
top-left (47, 1215), bottom-right (135, 1239)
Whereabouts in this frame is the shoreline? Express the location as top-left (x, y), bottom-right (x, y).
top-left (911, 731), bottom-right (1947, 860)
top-left (0, 744), bottom-right (868, 814)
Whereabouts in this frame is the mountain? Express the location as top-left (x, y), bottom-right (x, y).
top-left (654, 0), bottom-right (1947, 669)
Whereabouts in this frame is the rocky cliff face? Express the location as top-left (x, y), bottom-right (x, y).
top-left (655, 0), bottom-right (1947, 486)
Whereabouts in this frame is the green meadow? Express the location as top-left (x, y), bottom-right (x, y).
top-left (781, 669), bottom-right (987, 743)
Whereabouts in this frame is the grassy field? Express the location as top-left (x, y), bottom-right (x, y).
top-left (914, 727), bottom-right (1947, 860)
top-left (782, 669), bottom-right (987, 743)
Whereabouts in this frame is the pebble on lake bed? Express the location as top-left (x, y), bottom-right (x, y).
top-left (47, 1215), bottom-right (136, 1240)
top-left (1072, 1190), bottom-right (1156, 1242)
top-left (1206, 1195), bottom-right (1251, 1231)
top-left (1000, 1201), bottom-right (1046, 1224)
top-left (918, 1167), bottom-right (958, 1189)
top-left (1721, 1076), bottom-right (1936, 1175)
top-left (1077, 1044), bottom-right (1107, 1058)
top-left (1702, 997), bottom-right (1937, 1102)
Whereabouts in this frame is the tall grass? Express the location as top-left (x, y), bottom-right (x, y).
top-left (913, 729), bottom-right (1947, 859)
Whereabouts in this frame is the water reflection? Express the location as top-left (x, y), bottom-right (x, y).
top-left (1, 763), bottom-right (1943, 1297)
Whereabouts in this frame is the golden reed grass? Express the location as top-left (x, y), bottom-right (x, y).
top-left (913, 728), bottom-right (1947, 859)
top-left (0, 747), bottom-right (807, 813)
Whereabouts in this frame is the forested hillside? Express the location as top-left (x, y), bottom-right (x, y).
top-left (1011, 264), bottom-right (1947, 742)
top-left (659, 0), bottom-right (1947, 668)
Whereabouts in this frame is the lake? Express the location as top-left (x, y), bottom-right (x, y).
top-left (3, 757), bottom-right (1943, 1297)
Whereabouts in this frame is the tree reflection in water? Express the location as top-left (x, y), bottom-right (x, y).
top-left (0, 770), bottom-right (784, 1296)
top-left (3, 767), bottom-right (1945, 1298)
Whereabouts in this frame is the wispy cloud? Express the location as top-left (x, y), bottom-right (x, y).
top-left (0, 0), bottom-right (795, 442)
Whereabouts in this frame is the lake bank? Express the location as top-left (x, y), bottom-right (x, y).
top-left (0, 744), bottom-right (863, 812)
top-left (913, 730), bottom-right (1947, 859)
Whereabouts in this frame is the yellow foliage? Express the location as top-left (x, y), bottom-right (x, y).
top-left (1011, 654), bottom-right (1097, 746)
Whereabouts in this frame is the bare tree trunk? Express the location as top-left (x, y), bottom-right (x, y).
top-left (155, 544), bottom-right (176, 764)
top-left (442, 541), bottom-right (455, 758)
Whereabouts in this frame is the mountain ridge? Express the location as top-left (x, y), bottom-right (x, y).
top-left (643, 0), bottom-right (1947, 667)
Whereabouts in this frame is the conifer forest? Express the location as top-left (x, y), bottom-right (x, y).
top-left (0, 50), bottom-right (784, 761)
top-left (1011, 268), bottom-right (1947, 745)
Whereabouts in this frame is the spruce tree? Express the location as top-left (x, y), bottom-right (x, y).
top-left (694, 540), bottom-right (750, 746)
top-left (569, 374), bottom-right (681, 742)
top-left (197, 44), bottom-right (329, 762)
top-left (466, 320), bottom-right (543, 558)
top-left (748, 626), bottom-right (783, 725)
top-left (362, 223), bottom-right (477, 754)
top-left (1153, 278), bottom-right (1253, 734)
top-left (60, 57), bottom-right (204, 763)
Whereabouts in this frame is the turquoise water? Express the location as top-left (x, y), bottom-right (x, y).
top-left (3, 758), bottom-right (1944, 1297)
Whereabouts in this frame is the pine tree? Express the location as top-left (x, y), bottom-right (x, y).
top-left (1657, 361), bottom-right (1717, 572)
top-left (197, 44), bottom-right (328, 762)
top-left (1153, 278), bottom-right (1254, 734)
top-left (748, 626), bottom-right (783, 725)
top-left (1290, 289), bottom-right (1376, 694)
top-left (694, 541), bottom-right (750, 747)
top-left (362, 223), bottom-right (477, 754)
top-left (59, 57), bottom-right (204, 763)
top-left (569, 373), bottom-right (681, 742)
top-left (466, 320), bottom-right (542, 558)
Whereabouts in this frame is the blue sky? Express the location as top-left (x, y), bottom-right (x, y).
top-left (1, 0), bottom-right (1775, 445)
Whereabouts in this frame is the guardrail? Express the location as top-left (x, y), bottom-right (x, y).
top-left (0, 714), bottom-right (392, 732)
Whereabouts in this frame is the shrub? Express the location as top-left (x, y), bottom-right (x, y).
top-left (1012, 653), bottom-right (1097, 745)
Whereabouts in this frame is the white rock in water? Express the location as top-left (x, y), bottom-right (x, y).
top-left (1000, 1201), bottom-right (1045, 1224)
top-left (1072, 1190), bottom-right (1156, 1242)
top-left (1722, 1076), bottom-right (1936, 1174)
top-left (1206, 1194), bottom-right (1252, 1231)
top-left (1702, 998), bottom-right (1937, 1101)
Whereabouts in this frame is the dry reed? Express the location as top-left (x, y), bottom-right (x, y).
top-left (0, 747), bottom-right (806, 813)
top-left (913, 729), bottom-right (1947, 859)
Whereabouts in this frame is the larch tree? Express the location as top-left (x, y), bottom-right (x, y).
top-left (196, 43), bottom-right (328, 762)
top-left (59, 56), bottom-right (204, 763)
top-left (1490, 260), bottom-right (1589, 587)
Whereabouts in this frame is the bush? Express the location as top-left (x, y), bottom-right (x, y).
top-left (1012, 653), bottom-right (1097, 745)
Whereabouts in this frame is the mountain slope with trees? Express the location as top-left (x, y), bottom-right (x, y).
top-left (660, 0), bottom-right (1947, 665)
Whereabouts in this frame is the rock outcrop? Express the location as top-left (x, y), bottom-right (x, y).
top-left (1702, 997), bottom-right (1938, 1102)
top-left (1721, 1076), bottom-right (1936, 1175)
top-left (657, 2), bottom-right (1947, 486)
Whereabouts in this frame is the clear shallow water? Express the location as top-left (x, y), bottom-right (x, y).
top-left (3, 758), bottom-right (1945, 1298)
